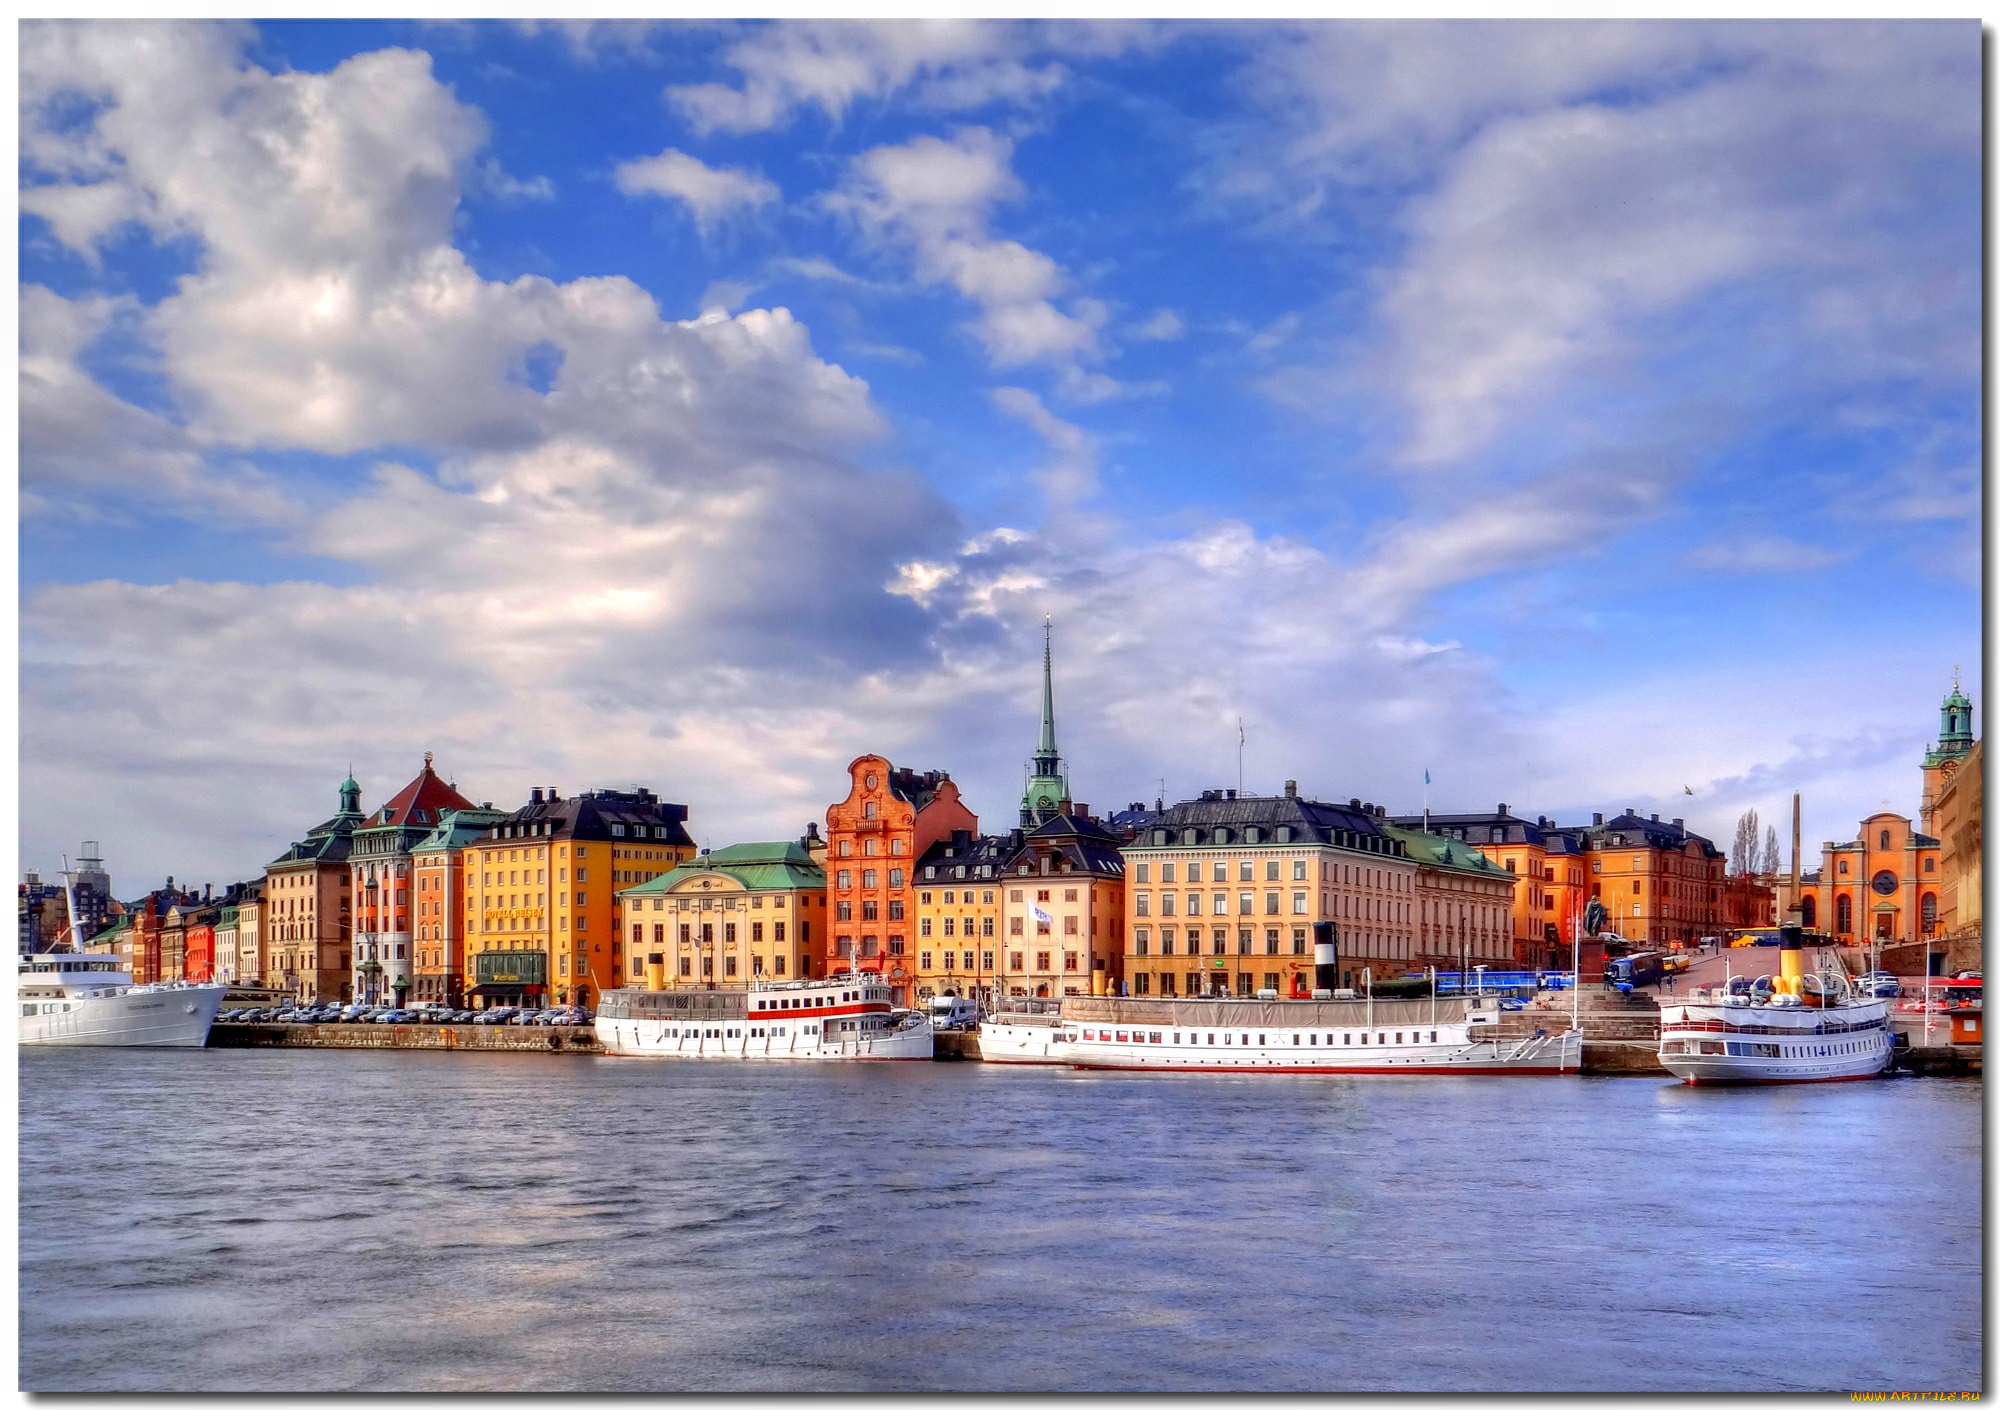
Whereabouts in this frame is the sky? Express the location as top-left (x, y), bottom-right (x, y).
top-left (18, 19), bottom-right (1982, 894)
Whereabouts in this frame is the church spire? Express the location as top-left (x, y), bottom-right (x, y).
top-left (1021, 615), bottom-right (1070, 826)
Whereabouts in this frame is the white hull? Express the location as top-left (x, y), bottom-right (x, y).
top-left (1659, 995), bottom-right (1892, 1085)
top-left (977, 1016), bottom-right (1066, 1065)
top-left (19, 982), bottom-right (225, 1048)
top-left (597, 1015), bottom-right (933, 1061)
top-left (1059, 1019), bottom-right (1580, 1074)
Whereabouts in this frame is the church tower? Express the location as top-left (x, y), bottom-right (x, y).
top-left (1921, 672), bottom-right (1976, 829)
top-left (1020, 617), bottom-right (1071, 826)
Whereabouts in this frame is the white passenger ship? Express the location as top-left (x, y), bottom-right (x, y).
top-left (1049, 993), bottom-right (1580, 1074)
top-left (595, 975), bottom-right (934, 1061)
top-left (19, 953), bottom-right (225, 1047)
top-left (1659, 928), bottom-right (1890, 1085)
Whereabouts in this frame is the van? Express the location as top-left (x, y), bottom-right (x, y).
top-left (927, 995), bottom-right (980, 1030)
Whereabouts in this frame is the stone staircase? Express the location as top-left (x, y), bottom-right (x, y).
top-left (1490, 988), bottom-right (1661, 1043)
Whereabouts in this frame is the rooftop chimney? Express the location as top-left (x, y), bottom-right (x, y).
top-left (1593, 813), bottom-right (1604, 826)
top-left (1225, 788), bottom-right (1236, 800)
top-left (1497, 803), bottom-right (1509, 816)
top-left (1284, 780), bottom-right (1298, 799)
top-left (531, 787), bottom-right (544, 804)
top-left (1672, 818), bottom-right (1683, 829)
top-left (1650, 813), bottom-right (1660, 823)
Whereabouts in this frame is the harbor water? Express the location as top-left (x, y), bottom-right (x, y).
top-left (19, 1049), bottom-right (1981, 1392)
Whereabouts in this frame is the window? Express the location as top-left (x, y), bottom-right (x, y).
top-left (1010, 917), bottom-right (1024, 935)
top-left (981, 917), bottom-right (994, 937)
top-left (1880, 829), bottom-right (1891, 850)
top-left (1035, 951), bottom-right (1052, 970)
top-left (837, 901), bottom-right (853, 921)
top-left (1065, 888), bottom-right (1078, 902)
top-left (1161, 863), bottom-right (1175, 884)
top-left (1925, 857), bottom-right (1936, 873)
top-left (888, 900), bottom-right (905, 921)
top-left (1265, 930), bottom-right (1279, 955)
top-left (1265, 892), bottom-right (1279, 915)
top-left (1135, 973), bottom-right (1151, 995)
top-left (864, 802), bottom-right (876, 819)
top-left (920, 918), bottom-right (933, 937)
top-left (1238, 891), bottom-right (1253, 915)
top-left (862, 869), bottom-right (878, 888)
top-left (1009, 952), bottom-right (1025, 971)
top-left (888, 937), bottom-right (905, 956)
top-left (1265, 860), bottom-right (1279, 881)
top-left (1238, 930), bottom-right (1252, 955)
top-left (1293, 860), bottom-right (1307, 881)
top-left (862, 901), bottom-right (878, 921)
top-left (921, 951), bottom-right (933, 970)
top-left (889, 869), bottom-right (904, 889)
top-left (1238, 860), bottom-right (1253, 882)
top-left (1135, 863), bottom-right (1150, 883)
top-left (1135, 894), bottom-right (1150, 917)
top-left (1135, 932), bottom-right (1149, 957)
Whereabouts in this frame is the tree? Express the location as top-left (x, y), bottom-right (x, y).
top-left (1762, 825), bottom-right (1782, 877)
top-left (1730, 808), bottom-right (1761, 876)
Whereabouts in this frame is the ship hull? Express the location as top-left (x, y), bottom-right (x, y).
top-left (1060, 1026), bottom-right (1580, 1075)
top-left (1658, 996), bottom-right (1892, 1085)
top-left (976, 1017), bottom-right (1066, 1065)
top-left (19, 983), bottom-right (225, 1048)
top-left (596, 1018), bottom-right (933, 1061)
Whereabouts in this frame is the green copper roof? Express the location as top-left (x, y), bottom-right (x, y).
top-left (621, 840), bottom-right (824, 896)
top-left (1380, 824), bottom-right (1518, 881)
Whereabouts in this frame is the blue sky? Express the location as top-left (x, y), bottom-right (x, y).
top-left (19, 20), bottom-right (1981, 888)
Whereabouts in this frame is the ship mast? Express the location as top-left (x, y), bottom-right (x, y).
top-left (56, 855), bottom-right (83, 954)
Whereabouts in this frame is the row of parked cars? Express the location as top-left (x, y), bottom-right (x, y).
top-left (218, 1003), bottom-right (594, 1026)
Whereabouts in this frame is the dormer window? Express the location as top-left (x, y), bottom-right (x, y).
top-left (611, 824), bottom-right (626, 837)
top-left (1212, 828), bottom-right (1229, 844)
top-left (1275, 826), bottom-right (1292, 843)
top-left (864, 802), bottom-right (877, 820)
top-left (1245, 827), bottom-right (1260, 844)
top-left (925, 866), bottom-right (936, 880)
top-left (383, 809), bottom-right (396, 822)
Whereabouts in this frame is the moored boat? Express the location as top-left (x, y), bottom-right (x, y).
top-left (18, 953), bottom-right (225, 1048)
top-left (1658, 925), bottom-right (1891, 1085)
top-left (595, 974), bottom-right (933, 1061)
top-left (1052, 992), bottom-right (1580, 1074)
top-left (976, 997), bottom-right (1067, 1065)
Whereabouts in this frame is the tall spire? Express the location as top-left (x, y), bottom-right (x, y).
top-left (1021, 614), bottom-right (1070, 826)
top-left (1036, 615), bottom-right (1058, 766)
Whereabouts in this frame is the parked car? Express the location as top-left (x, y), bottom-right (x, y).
top-left (473, 1007), bottom-right (517, 1025)
top-left (1858, 972), bottom-right (1902, 999)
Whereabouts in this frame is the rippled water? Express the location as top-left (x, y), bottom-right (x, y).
top-left (18, 1049), bottom-right (1981, 1392)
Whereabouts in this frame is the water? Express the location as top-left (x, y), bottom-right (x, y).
top-left (19, 1049), bottom-right (1982, 1392)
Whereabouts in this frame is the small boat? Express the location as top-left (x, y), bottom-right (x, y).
top-left (976, 997), bottom-right (1066, 1065)
top-left (595, 974), bottom-right (933, 1061)
top-left (19, 953), bottom-right (225, 1048)
top-left (1658, 926), bottom-right (1891, 1084)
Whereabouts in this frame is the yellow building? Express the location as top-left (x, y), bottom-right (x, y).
top-left (616, 841), bottom-right (826, 988)
top-left (913, 830), bottom-right (1009, 1006)
top-left (464, 786), bottom-right (694, 1009)
top-left (1381, 825), bottom-right (1518, 969)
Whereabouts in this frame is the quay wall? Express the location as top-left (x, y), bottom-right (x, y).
top-left (211, 1022), bottom-right (599, 1054)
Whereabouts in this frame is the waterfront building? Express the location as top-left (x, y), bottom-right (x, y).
top-left (18, 875), bottom-right (58, 955)
top-left (824, 757), bottom-right (978, 1006)
top-left (1121, 784), bottom-right (1416, 999)
top-left (265, 775), bottom-right (362, 1003)
top-left (1389, 805), bottom-right (1563, 964)
top-left (235, 882), bottom-right (265, 987)
top-left (123, 880), bottom-right (203, 984)
top-left (67, 841), bottom-right (113, 945)
top-left (348, 755), bottom-right (476, 1006)
top-left (1559, 809), bottom-right (1725, 948)
top-left (1810, 813), bottom-right (1940, 949)
top-left (1380, 825), bottom-right (1517, 972)
top-left (615, 839), bottom-right (825, 989)
top-left (913, 831), bottom-right (1012, 1007)
top-left (1919, 681), bottom-right (1981, 954)
top-left (214, 881), bottom-right (261, 985)
top-left (999, 807), bottom-right (1127, 998)
top-left (410, 803), bottom-right (511, 1009)
top-left (464, 786), bottom-right (695, 1009)
top-left (1720, 872), bottom-right (1776, 932)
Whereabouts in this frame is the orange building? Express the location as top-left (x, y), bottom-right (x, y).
top-left (1574, 809), bottom-right (1727, 948)
top-left (464, 786), bottom-right (694, 1010)
top-left (998, 807), bottom-right (1127, 999)
top-left (1919, 680), bottom-right (1980, 948)
top-left (824, 757), bottom-right (978, 1007)
top-left (1811, 812), bottom-right (1940, 948)
top-left (265, 775), bottom-right (362, 1002)
top-left (1382, 825), bottom-right (1517, 970)
top-left (410, 803), bottom-right (510, 1007)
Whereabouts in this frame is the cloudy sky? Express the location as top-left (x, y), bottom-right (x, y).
top-left (19, 20), bottom-right (1981, 892)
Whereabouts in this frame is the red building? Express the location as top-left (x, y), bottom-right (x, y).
top-left (823, 757), bottom-right (977, 1007)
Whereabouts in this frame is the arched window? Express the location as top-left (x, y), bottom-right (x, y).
top-left (1879, 829), bottom-right (1891, 850)
top-left (1835, 894), bottom-right (1852, 934)
top-left (1800, 895), bottom-right (1817, 928)
top-left (1921, 893), bottom-right (1937, 935)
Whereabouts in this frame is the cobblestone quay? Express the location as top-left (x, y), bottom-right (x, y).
top-left (210, 1022), bottom-right (599, 1054)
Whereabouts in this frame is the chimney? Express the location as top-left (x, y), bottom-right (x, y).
top-left (1225, 788), bottom-right (1236, 800)
top-left (1283, 780), bottom-right (1298, 799)
top-left (1672, 818), bottom-right (1683, 830)
top-left (531, 787), bottom-right (543, 804)
top-left (1593, 813), bottom-right (1604, 826)
top-left (1498, 803), bottom-right (1509, 816)
top-left (1650, 813), bottom-right (1659, 823)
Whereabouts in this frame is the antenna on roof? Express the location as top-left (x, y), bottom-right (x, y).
top-left (1237, 717), bottom-right (1245, 798)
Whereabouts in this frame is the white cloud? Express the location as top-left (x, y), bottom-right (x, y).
top-left (613, 147), bottom-right (779, 233)
top-left (667, 20), bottom-right (1061, 134)
top-left (991, 386), bottom-right (1099, 509)
top-left (830, 127), bottom-right (1116, 388)
top-left (1131, 308), bottom-right (1184, 341)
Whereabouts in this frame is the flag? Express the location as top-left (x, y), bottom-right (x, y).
top-left (1031, 904), bottom-right (1052, 925)
top-left (1424, 768), bottom-right (1431, 785)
